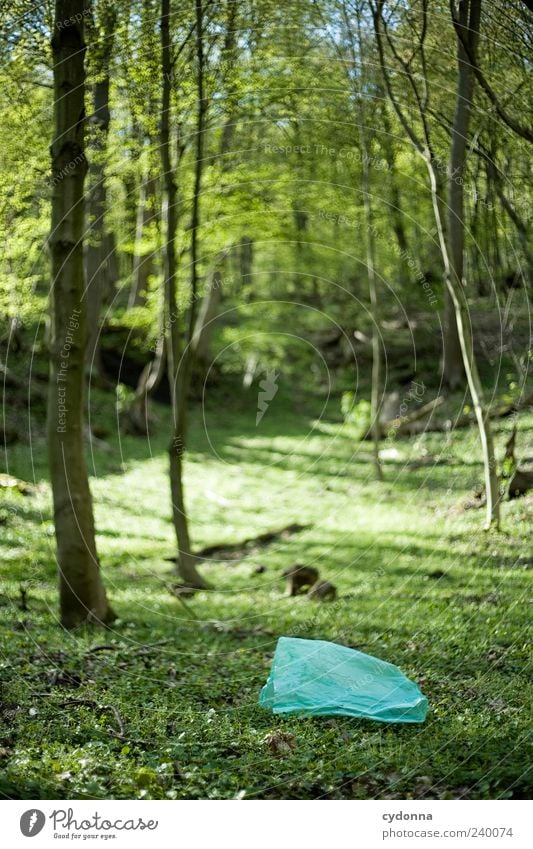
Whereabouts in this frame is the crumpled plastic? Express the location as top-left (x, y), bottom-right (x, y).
top-left (259, 637), bottom-right (428, 723)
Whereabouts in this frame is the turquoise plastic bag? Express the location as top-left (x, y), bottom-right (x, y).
top-left (259, 637), bottom-right (428, 723)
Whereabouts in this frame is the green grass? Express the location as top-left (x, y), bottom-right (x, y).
top-left (0, 381), bottom-right (532, 799)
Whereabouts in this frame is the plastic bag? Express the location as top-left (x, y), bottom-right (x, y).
top-left (259, 637), bottom-right (428, 723)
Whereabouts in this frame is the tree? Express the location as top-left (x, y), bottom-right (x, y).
top-left (450, 0), bottom-right (533, 144)
top-left (372, 0), bottom-right (465, 389)
top-left (129, 169), bottom-right (158, 308)
top-left (48, 0), bottom-right (115, 627)
top-left (85, 3), bottom-right (117, 383)
top-left (161, 0), bottom-right (207, 588)
top-left (190, 254), bottom-right (226, 368)
top-left (340, 0), bottom-right (383, 479)
top-left (445, 0), bottom-right (500, 526)
top-left (373, 0), bottom-right (500, 527)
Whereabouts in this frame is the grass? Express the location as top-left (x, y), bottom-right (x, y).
top-left (0, 378), bottom-right (532, 800)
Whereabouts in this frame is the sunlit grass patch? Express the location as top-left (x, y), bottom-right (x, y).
top-left (1, 394), bottom-right (532, 799)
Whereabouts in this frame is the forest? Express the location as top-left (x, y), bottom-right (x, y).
top-left (0, 0), bottom-right (532, 803)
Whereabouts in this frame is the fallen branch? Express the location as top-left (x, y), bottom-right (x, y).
top-left (387, 393), bottom-right (533, 436)
top-left (382, 396), bottom-right (445, 435)
top-left (191, 522), bottom-right (310, 561)
top-left (86, 644), bottom-right (120, 654)
top-left (86, 639), bottom-right (172, 655)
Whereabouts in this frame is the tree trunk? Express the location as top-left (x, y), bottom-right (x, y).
top-left (240, 236), bottom-right (253, 288)
top-left (187, 0), bottom-right (207, 343)
top-left (129, 172), bottom-right (158, 309)
top-left (351, 3), bottom-right (382, 480)
top-left (371, 1), bottom-right (464, 390)
top-left (372, 0), bottom-right (497, 526)
top-left (485, 152), bottom-right (533, 273)
top-left (434, 168), bottom-right (464, 389)
top-left (380, 102), bottom-right (411, 287)
top-left (127, 163), bottom-right (162, 433)
top-left (191, 266), bottom-right (223, 365)
top-left (442, 286), bottom-right (464, 388)
top-left (161, 0), bottom-right (207, 588)
top-left (85, 6), bottom-right (116, 383)
top-left (126, 333), bottom-right (167, 434)
top-left (361, 149), bottom-right (383, 481)
top-left (444, 0), bottom-right (500, 527)
top-left (218, 0), bottom-right (238, 159)
top-left (48, 0), bottom-right (114, 629)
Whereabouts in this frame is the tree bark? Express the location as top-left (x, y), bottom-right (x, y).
top-left (161, 0), bottom-right (207, 588)
top-left (48, 0), bottom-right (114, 628)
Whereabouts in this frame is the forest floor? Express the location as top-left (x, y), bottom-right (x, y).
top-left (1, 381), bottom-right (532, 799)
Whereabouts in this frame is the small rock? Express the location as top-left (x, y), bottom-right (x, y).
top-left (264, 731), bottom-right (297, 757)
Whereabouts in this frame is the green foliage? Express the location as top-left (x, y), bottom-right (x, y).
top-left (341, 392), bottom-right (371, 439)
top-left (114, 382), bottom-right (135, 415)
top-left (0, 0), bottom-right (530, 370)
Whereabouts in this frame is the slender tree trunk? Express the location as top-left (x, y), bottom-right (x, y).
top-left (380, 103), bottom-right (411, 287)
top-left (85, 7), bottom-right (116, 383)
top-left (432, 167), bottom-right (464, 389)
top-left (129, 173), bottom-right (158, 308)
top-left (442, 0), bottom-right (499, 527)
top-left (485, 154), bottom-right (533, 272)
top-left (191, 266), bottom-right (223, 365)
top-left (127, 154), bottom-right (161, 431)
top-left (218, 0), bottom-right (238, 159)
top-left (240, 236), bottom-right (253, 287)
top-left (48, 0), bottom-right (114, 628)
top-left (372, 0), bottom-right (496, 525)
top-left (351, 3), bottom-right (383, 479)
top-left (161, 0), bottom-right (207, 588)
top-left (187, 0), bottom-right (206, 344)
top-left (372, 1), bottom-right (464, 389)
top-left (126, 333), bottom-right (167, 434)
top-left (442, 281), bottom-right (464, 388)
top-left (291, 115), bottom-right (309, 261)
top-left (361, 147), bottom-right (383, 480)
top-left (469, 157), bottom-right (484, 295)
